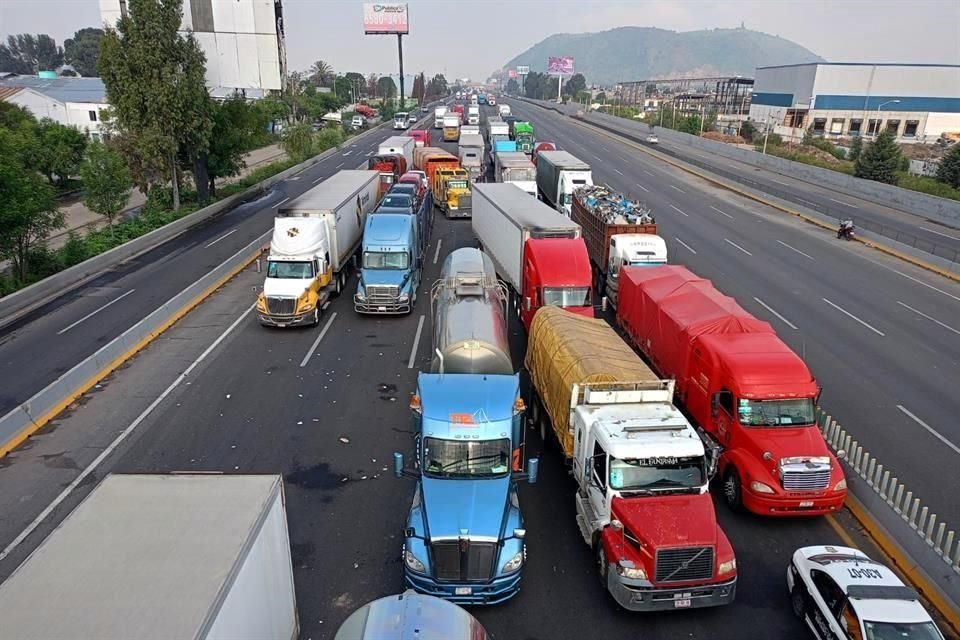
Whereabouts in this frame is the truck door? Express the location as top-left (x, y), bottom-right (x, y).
top-left (712, 388), bottom-right (735, 445)
top-left (520, 254), bottom-right (538, 329)
top-left (586, 438), bottom-right (609, 523)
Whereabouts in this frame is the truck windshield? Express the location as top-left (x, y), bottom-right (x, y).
top-left (380, 195), bottom-right (412, 209)
top-left (423, 437), bottom-right (511, 479)
top-left (863, 621), bottom-right (944, 640)
top-left (267, 260), bottom-right (314, 279)
top-left (609, 456), bottom-right (706, 491)
top-left (542, 287), bottom-right (591, 307)
top-left (363, 251), bottom-right (409, 270)
top-left (737, 398), bottom-right (815, 427)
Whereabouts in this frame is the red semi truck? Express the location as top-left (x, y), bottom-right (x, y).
top-left (368, 154), bottom-right (408, 198)
top-left (616, 265), bottom-right (847, 516)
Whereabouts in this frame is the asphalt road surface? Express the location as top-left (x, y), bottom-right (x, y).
top-left (0, 117), bottom-right (951, 639)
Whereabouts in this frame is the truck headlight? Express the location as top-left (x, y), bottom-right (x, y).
top-left (256, 294), bottom-right (267, 311)
top-left (718, 559), bottom-right (737, 575)
top-left (398, 293), bottom-right (409, 302)
top-left (501, 550), bottom-right (524, 574)
top-left (404, 549), bottom-right (426, 574)
top-left (750, 480), bottom-right (775, 494)
top-left (833, 479), bottom-right (847, 492)
top-left (615, 564), bottom-right (647, 580)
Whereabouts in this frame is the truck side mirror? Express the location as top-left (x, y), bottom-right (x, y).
top-left (523, 296), bottom-right (532, 312)
top-left (601, 296), bottom-right (608, 312)
top-left (393, 452), bottom-right (404, 478)
top-left (528, 458), bottom-right (539, 484)
top-left (513, 528), bottom-right (526, 539)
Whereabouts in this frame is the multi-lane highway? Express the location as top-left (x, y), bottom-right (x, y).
top-left (0, 104), bottom-right (956, 638)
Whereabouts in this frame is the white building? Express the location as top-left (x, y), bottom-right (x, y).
top-left (749, 63), bottom-right (960, 143)
top-left (0, 76), bottom-right (111, 140)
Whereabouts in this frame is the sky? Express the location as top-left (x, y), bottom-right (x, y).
top-left (2, 0), bottom-right (959, 81)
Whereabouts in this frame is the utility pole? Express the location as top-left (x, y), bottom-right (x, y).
top-left (397, 34), bottom-right (405, 110)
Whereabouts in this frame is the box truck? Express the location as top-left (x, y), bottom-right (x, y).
top-left (535, 150), bottom-right (593, 215)
top-left (434, 105), bottom-right (448, 129)
top-left (379, 135), bottom-right (415, 169)
top-left (494, 151), bottom-right (536, 196)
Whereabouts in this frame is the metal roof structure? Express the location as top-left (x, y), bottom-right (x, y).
top-left (0, 75), bottom-right (107, 104)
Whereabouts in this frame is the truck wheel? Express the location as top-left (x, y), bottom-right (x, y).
top-left (790, 584), bottom-right (807, 619)
top-left (723, 468), bottom-right (744, 513)
top-left (334, 274), bottom-right (343, 297)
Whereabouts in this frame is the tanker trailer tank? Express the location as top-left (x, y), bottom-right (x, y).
top-left (430, 248), bottom-right (512, 375)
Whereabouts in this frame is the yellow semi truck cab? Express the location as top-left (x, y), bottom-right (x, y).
top-left (434, 168), bottom-right (472, 218)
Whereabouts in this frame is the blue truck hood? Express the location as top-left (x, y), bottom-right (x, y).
top-left (375, 205), bottom-right (415, 215)
top-left (421, 476), bottom-right (509, 540)
top-left (360, 269), bottom-right (408, 287)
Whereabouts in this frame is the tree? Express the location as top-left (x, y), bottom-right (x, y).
top-left (936, 144), bottom-right (960, 189)
top-left (854, 129), bottom-right (902, 185)
top-left (63, 28), bottom-right (103, 77)
top-left (596, 91), bottom-right (606, 103)
top-left (563, 73), bottom-right (586, 97)
top-left (377, 76), bottom-right (397, 99)
top-left (32, 119), bottom-right (88, 187)
top-left (280, 123), bottom-right (315, 162)
top-left (739, 119), bottom-right (757, 142)
top-left (366, 73), bottom-right (380, 98)
top-left (0, 102), bottom-right (34, 130)
top-left (0, 34), bottom-right (63, 74)
top-left (99, 0), bottom-right (213, 211)
top-left (505, 78), bottom-right (519, 95)
top-left (333, 75), bottom-right (352, 102)
top-left (0, 129), bottom-right (63, 281)
top-left (308, 59), bottom-right (334, 88)
top-left (80, 141), bottom-right (132, 235)
top-left (204, 96), bottom-right (267, 197)
top-left (524, 72), bottom-right (548, 99)
top-left (426, 73), bottom-right (447, 99)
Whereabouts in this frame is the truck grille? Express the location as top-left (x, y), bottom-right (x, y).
top-left (265, 296), bottom-right (297, 316)
top-left (458, 194), bottom-right (472, 210)
top-left (782, 468), bottom-right (832, 491)
top-left (655, 546), bottom-right (715, 583)
top-left (365, 284), bottom-right (399, 303)
top-left (431, 540), bottom-right (496, 582)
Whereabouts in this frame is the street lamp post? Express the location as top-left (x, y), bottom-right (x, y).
top-left (762, 115), bottom-right (775, 154)
top-left (874, 99), bottom-right (901, 137)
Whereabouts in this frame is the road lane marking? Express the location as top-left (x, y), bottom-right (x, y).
top-left (618, 154), bottom-right (630, 162)
top-left (272, 196), bottom-right (290, 208)
top-left (0, 303), bottom-right (257, 564)
top-left (336, 162), bottom-right (345, 169)
top-left (896, 405), bottom-right (960, 456)
top-left (203, 228), bottom-right (237, 248)
top-left (408, 315), bottom-right (425, 369)
top-left (313, 175), bottom-right (326, 184)
top-left (57, 289), bottom-right (137, 335)
top-left (753, 297), bottom-right (798, 330)
top-left (919, 226), bottom-right (960, 241)
top-left (675, 237), bottom-right (697, 254)
top-left (669, 204), bottom-right (689, 217)
top-left (724, 238), bottom-right (753, 256)
top-left (829, 197), bottom-right (859, 209)
top-left (299, 311), bottom-right (338, 368)
top-left (642, 169), bottom-right (655, 176)
top-left (614, 168), bottom-right (624, 175)
top-left (433, 238), bottom-right (443, 264)
top-left (777, 239), bottom-right (814, 260)
top-left (635, 183), bottom-right (650, 192)
top-left (880, 265), bottom-right (960, 303)
top-left (896, 300), bottom-right (960, 335)
top-left (366, 151), bottom-right (374, 157)
top-left (771, 178), bottom-right (790, 186)
top-left (669, 184), bottom-right (686, 193)
top-left (343, 150), bottom-right (353, 156)
top-left (709, 205), bottom-right (734, 219)
top-left (822, 298), bottom-right (885, 336)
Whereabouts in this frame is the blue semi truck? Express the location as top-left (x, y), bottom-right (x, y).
top-left (394, 248), bottom-right (538, 604)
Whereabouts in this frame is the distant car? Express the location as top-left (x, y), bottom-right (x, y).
top-left (405, 170), bottom-right (430, 193)
top-left (376, 192), bottom-right (416, 215)
top-left (407, 113), bottom-right (418, 126)
top-left (387, 183), bottom-right (420, 208)
top-left (421, 105), bottom-right (430, 113)
top-left (646, 134), bottom-right (659, 144)
top-left (787, 545), bottom-right (944, 640)
top-left (350, 115), bottom-right (366, 130)
top-left (393, 113), bottom-right (409, 130)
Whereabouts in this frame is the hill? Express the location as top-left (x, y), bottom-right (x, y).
top-left (500, 27), bottom-right (823, 85)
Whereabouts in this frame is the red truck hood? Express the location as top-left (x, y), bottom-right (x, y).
top-left (744, 426), bottom-right (832, 462)
top-left (611, 492), bottom-right (718, 549)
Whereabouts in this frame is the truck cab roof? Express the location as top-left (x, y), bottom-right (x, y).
top-left (697, 332), bottom-right (818, 399)
top-left (524, 238), bottom-right (592, 287)
top-left (365, 213), bottom-right (414, 247)
top-left (577, 402), bottom-right (703, 460)
top-left (417, 373), bottom-right (519, 440)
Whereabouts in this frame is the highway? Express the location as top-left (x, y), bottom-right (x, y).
top-left (0, 120), bottom-right (420, 417)
top-left (0, 112), bottom-right (954, 638)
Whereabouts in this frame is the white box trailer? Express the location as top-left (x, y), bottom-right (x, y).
top-left (378, 136), bottom-right (415, 169)
top-left (535, 150), bottom-right (593, 215)
top-left (472, 182), bottom-right (581, 291)
top-left (0, 474), bottom-right (298, 640)
top-left (433, 105), bottom-right (448, 129)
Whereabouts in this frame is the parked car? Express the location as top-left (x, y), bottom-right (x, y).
top-left (646, 134), bottom-right (659, 144)
top-left (351, 115), bottom-right (366, 130)
top-left (787, 545), bottom-right (944, 640)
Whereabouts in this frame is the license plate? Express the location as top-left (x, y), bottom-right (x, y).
top-left (674, 598), bottom-right (691, 608)
top-left (378, 306), bottom-right (386, 312)
top-left (277, 323), bottom-right (287, 328)
top-left (800, 501), bottom-right (814, 507)
top-left (455, 587), bottom-right (472, 596)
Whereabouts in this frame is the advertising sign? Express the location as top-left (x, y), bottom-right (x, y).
top-left (363, 3), bottom-right (409, 34)
top-left (508, 69), bottom-right (519, 79)
top-left (516, 65), bottom-right (530, 75)
top-left (547, 57), bottom-right (574, 75)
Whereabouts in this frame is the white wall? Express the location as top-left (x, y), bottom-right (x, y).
top-left (814, 65), bottom-right (960, 99)
top-left (7, 89), bottom-right (109, 139)
top-left (754, 64), bottom-right (817, 102)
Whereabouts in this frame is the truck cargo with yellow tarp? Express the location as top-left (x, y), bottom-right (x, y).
top-left (524, 306), bottom-right (662, 458)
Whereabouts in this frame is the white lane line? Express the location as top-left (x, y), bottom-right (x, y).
top-left (753, 297), bottom-right (798, 330)
top-left (321, 301), bottom-right (331, 311)
top-left (1, 303), bottom-right (256, 563)
top-left (771, 178), bottom-right (790, 186)
top-left (618, 154), bottom-right (630, 162)
top-left (675, 237), bottom-right (697, 254)
top-left (299, 311), bottom-right (338, 368)
top-left (433, 238), bottom-right (443, 264)
top-left (408, 314), bottom-right (425, 369)
top-left (669, 204), bottom-right (689, 217)
top-left (669, 184), bottom-right (686, 193)
top-left (273, 196), bottom-right (290, 208)
top-left (635, 183), bottom-right (650, 192)
top-left (366, 151), bottom-right (374, 157)
top-left (829, 197), bottom-right (859, 209)
top-left (343, 150), bottom-right (353, 156)
top-left (336, 162), bottom-right (345, 169)
top-left (896, 405), bottom-right (960, 456)
top-left (312, 176), bottom-right (325, 184)
top-left (822, 298), bottom-right (885, 336)
top-left (203, 228), bottom-right (238, 248)
top-left (57, 289), bottom-right (137, 335)
top-left (777, 239), bottom-right (814, 260)
top-left (896, 300), bottom-right (960, 335)
top-left (287, 176), bottom-right (301, 181)
top-left (642, 169), bottom-right (655, 177)
top-left (919, 226), bottom-right (960, 241)
top-left (598, 145), bottom-right (609, 152)
top-left (614, 168), bottom-right (624, 176)
top-left (881, 265), bottom-right (960, 303)
top-left (724, 238), bottom-right (753, 256)
top-left (710, 205), bottom-right (734, 220)
top-left (355, 161), bottom-right (368, 169)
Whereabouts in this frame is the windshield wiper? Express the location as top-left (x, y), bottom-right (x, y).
top-left (440, 453), bottom-right (507, 470)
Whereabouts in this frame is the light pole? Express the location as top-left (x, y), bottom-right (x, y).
top-left (874, 99), bottom-right (901, 137)
top-left (762, 115), bottom-right (776, 154)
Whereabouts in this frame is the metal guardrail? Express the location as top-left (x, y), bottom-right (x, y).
top-left (816, 408), bottom-right (960, 575)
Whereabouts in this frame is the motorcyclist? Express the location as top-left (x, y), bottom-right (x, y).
top-left (837, 219), bottom-right (855, 240)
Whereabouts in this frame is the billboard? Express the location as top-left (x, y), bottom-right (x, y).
top-left (547, 57), bottom-right (574, 75)
top-left (516, 65), bottom-right (530, 75)
top-left (363, 3), bottom-right (409, 34)
top-left (508, 69), bottom-right (518, 79)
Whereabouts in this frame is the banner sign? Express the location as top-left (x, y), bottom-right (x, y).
top-left (547, 57), bottom-right (574, 75)
top-left (363, 3), bottom-right (409, 34)
top-left (516, 65), bottom-right (530, 75)
top-left (508, 69), bottom-right (519, 79)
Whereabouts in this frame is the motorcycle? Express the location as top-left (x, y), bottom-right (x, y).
top-left (837, 220), bottom-right (855, 241)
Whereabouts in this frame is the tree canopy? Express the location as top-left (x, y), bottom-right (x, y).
top-left (0, 34), bottom-right (63, 74)
top-left (64, 28), bottom-right (103, 77)
top-left (854, 129), bottom-right (902, 185)
top-left (377, 76), bottom-right (397, 99)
